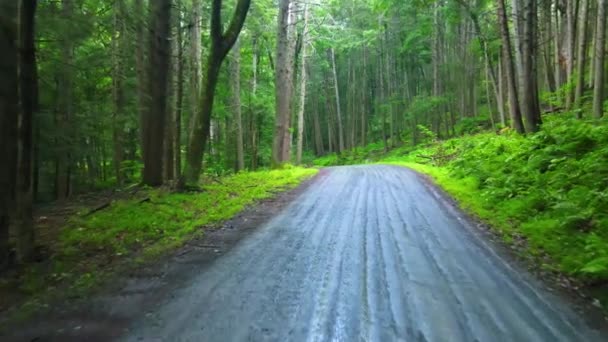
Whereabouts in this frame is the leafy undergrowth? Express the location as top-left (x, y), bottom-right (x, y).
top-left (316, 114), bottom-right (608, 307)
top-left (1, 167), bottom-right (317, 322)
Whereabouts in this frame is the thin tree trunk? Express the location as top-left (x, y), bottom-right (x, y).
top-left (329, 48), bottom-right (344, 153)
top-left (15, 0), bottom-right (38, 262)
top-left (497, 0), bottom-right (525, 133)
top-left (574, 0), bottom-right (589, 111)
top-left (296, 3), bottom-right (309, 164)
top-left (112, 0), bottom-right (125, 185)
top-left (593, 0), bottom-right (606, 118)
top-left (174, 0), bottom-right (184, 179)
top-left (230, 38), bottom-right (245, 171)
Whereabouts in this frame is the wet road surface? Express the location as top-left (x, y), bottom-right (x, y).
top-left (124, 165), bottom-right (604, 341)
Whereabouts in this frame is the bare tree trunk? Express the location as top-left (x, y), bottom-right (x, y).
top-left (565, 0), bottom-right (578, 109)
top-left (15, 0), bottom-right (38, 262)
top-left (593, 0), bottom-right (607, 118)
top-left (272, 0), bottom-right (295, 166)
top-left (329, 48), bottom-right (345, 153)
top-left (296, 3), bottom-right (309, 164)
top-left (230, 38), bottom-right (245, 171)
top-left (251, 36), bottom-right (259, 169)
top-left (142, 0), bottom-right (171, 186)
top-left (520, 0), bottom-right (542, 132)
top-left (183, 0), bottom-right (251, 183)
top-left (312, 89), bottom-right (324, 155)
top-left (497, 0), bottom-right (525, 133)
top-left (56, 0), bottom-right (74, 199)
top-left (135, 0), bottom-right (147, 156)
top-left (574, 0), bottom-right (589, 111)
top-left (112, 0), bottom-right (126, 185)
top-left (174, 0), bottom-right (184, 179)
top-left (0, 0), bottom-right (19, 268)
top-left (189, 0), bottom-right (202, 137)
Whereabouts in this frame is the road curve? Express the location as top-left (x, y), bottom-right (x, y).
top-left (124, 165), bottom-right (603, 341)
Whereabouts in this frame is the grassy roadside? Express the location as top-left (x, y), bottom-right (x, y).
top-left (314, 114), bottom-right (608, 309)
top-left (1, 166), bottom-right (317, 322)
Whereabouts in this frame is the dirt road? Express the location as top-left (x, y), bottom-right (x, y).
top-left (121, 165), bottom-right (603, 341)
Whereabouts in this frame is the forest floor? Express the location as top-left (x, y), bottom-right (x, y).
top-left (0, 167), bottom-right (317, 330)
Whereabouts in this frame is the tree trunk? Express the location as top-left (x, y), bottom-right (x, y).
top-left (574, 0), bottom-right (589, 111)
top-left (15, 0), bottom-right (38, 262)
top-left (296, 4), bottom-right (309, 164)
top-left (112, 0), bottom-right (126, 186)
top-left (174, 0), bottom-right (184, 179)
top-left (56, 0), bottom-right (74, 199)
top-left (272, 0), bottom-right (295, 166)
top-left (565, 0), bottom-right (578, 109)
top-left (0, 0), bottom-right (19, 268)
top-left (142, 0), bottom-right (172, 186)
top-left (329, 48), bottom-right (345, 153)
top-left (593, 0), bottom-right (607, 118)
top-left (520, 0), bottom-right (542, 132)
top-left (230, 38), bottom-right (245, 171)
top-left (183, 0), bottom-right (251, 183)
top-left (497, 0), bottom-right (525, 133)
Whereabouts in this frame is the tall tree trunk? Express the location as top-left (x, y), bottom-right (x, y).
top-left (56, 0), bottom-right (74, 199)
top-left (272, 0), bottom-right (295, 166)
top-left (189, 0), bottom-right (202, 136)
top-left (296, 4), bottom-right (309, 164)
top-left (251, 36), bottom-right (259, 169)
top-left (183, 0), bottom-right (251, 183)
top-left (520, 0), bottom-right (542, 132)
top-left (565, 0), bottom-right (578, 109)
top-left (593, 0), bottom-right (607, 118)
top-left (497, 0), bottom-right (525, 133)
top-left (15, 0), bottom-right (38, 262)
top-left (142, 0), bottom-right (172, 186)
top-left (174, 0), bottom-right (184, 179)
top-left (0, 0), bottom-right (19, 268)
top-left (329, 48), bottom-right (344, 153)
top-left (112, 0), bottom-right (126, 185)
top-left (230, 38), bottom-right (245, 171)
top-left (574, 0), bottom-right (589, 111)
top-left (135, 0), bottom-right (146, 156)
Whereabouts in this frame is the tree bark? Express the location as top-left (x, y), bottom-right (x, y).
top-left (183, 0), bottom-right (251, 183)
top-left (15, 0), bottom-right (38, 262)
top-left (296, 3), bottom-right (309, 164)
top-left (112, 0), bottom-right (126, 185)
top-left (574, 0), bottom-right (589, 111)
top-left (142, 0), bottom-right (172, 186)
top-left (272, 0), bottom-right (295, 166)
top-left (230, 38), bottom-right (245, 171)
top-left (497, 0), bottom-right (525, 133)
top-left (0, 0), bottom-right (19, 268)
top-left (329, 48), bottom-right (345, 153)
top-left (519, 0), bottom-right (542, 132)
top-left (174, 0), bottom-right (184, 179)
top-left (56, 0), bottom-right (74, 199)
top-left (593, 0), bottom-right (607, 118)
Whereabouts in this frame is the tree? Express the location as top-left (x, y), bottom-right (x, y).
top-left (183, 0), bottom-right (251, 184)
top-left (497, 0), bottom-right (525, 133)
top-left (15, 0), bottom-right (38, 262)
top-left (230, 38), bottom-right (245, 171)
top-left (593, 0), bottom-right (607, 118)
top-left (272, 0), bottom-right (296, 166)
top-left (296, 3), bottom-right (310, 164)
top-left (141, 0), bottom-right (172, 186)
top-left (0, 0), bottom-right (19, 268)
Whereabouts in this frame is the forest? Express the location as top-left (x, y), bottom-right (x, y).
top-left (2, 0), bottom-right (608, 323)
